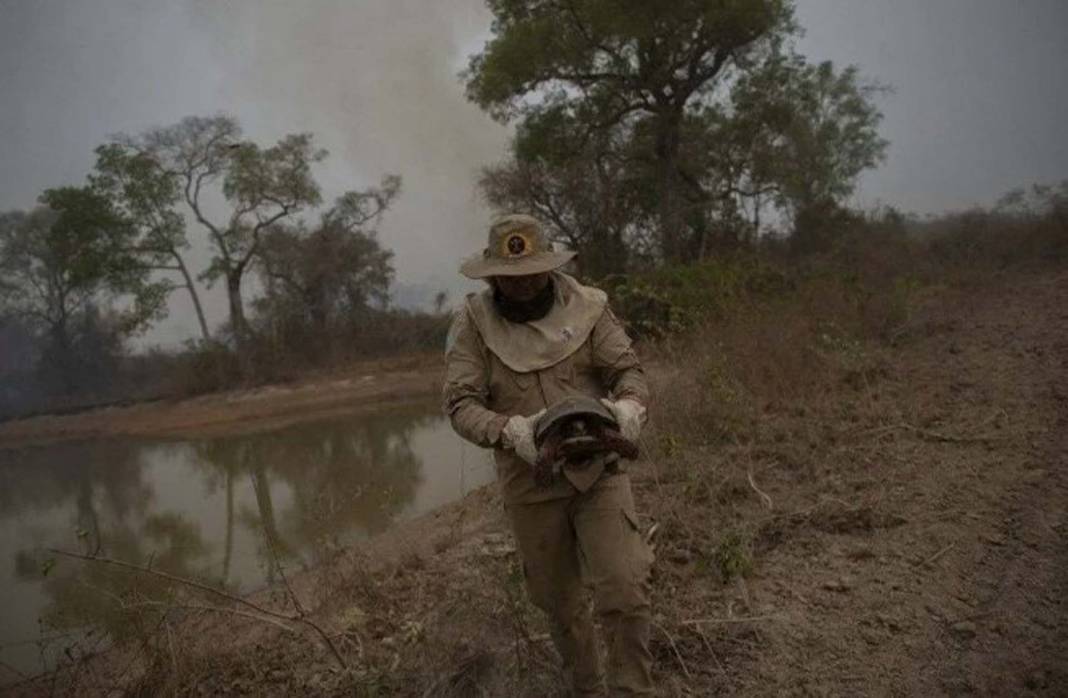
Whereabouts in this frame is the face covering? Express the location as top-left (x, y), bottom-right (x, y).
top-left (493, 277), bottom-right (556, 323)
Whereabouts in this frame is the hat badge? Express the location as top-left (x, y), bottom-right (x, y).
top-left (502, 231), bottom-right (532, 258)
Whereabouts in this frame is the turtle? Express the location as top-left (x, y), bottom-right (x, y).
top-left (531, 395), bottom-right (640, 487)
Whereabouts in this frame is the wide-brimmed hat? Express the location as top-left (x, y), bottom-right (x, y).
top-left (460, 214), bottom-right (576, 279)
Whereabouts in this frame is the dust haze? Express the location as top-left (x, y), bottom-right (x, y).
top-left (189, 0), bottom-right (508, 297)
top-left (1, 0), bottom-right (509, 345)
top-left (1, 0), bottom-right (1066, 346)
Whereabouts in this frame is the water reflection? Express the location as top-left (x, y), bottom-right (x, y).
top-left (0, 402), bottom-right (494, 679)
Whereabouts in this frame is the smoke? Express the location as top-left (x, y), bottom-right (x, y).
top-left (0, 0), bottom-right (510, 346)
top-left (187, 0), bottom-right (509, 301)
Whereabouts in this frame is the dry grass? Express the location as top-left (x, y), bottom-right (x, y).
top-left (6, 276), bottom-right (965, 697)
top-left (14, 206), bottom-right (1066, 695)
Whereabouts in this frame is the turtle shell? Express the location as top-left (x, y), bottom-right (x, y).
top-left (534, 395), bottom-right (618, 448)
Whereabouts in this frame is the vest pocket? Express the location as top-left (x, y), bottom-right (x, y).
top-left (552, 355), bottom-right (576, 385)
top-left (509, 370), bottom-right (536, 391)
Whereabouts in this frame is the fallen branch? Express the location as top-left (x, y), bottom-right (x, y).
top-left (47, 548), bottom-right (347, 669)
top-left (682, 614), bottom-right (782, 626)
top-left (895, 423), bottom-right (1003, 444)
top-left (687, 625), bottom-right (725, 676)
top-left (917, 543), bottom-right (955, 568)
top-left (747, 469), bottom-right (774, 510)
top-left (653, 623), bottom-right (692, 680)
top-left (247, 473), bottom-right (347, 669)
top-left (0, 658), bottom-right (27, 680)
top-left (121, 599), bottom-right (299, 634)
top-left (859, 422), bottom-right (1004, 444)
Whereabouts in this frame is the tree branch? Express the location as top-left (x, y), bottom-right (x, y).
top-left (47, 548), bottom-right (348, 669)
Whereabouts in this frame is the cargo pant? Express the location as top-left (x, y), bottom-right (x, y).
top-left (507, 473), bottom-right (655, 696)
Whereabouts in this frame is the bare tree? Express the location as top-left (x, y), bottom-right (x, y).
top-left (114, 115), bottom-right (326, 363)
top-left (255, 178), bottom-right (400, 346)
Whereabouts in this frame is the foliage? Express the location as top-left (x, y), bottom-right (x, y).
top-left (729, 55), bottom-right (889, 223)
top-left (480, 131), bottom-right (654, 279)
top-left (91, 141), bottom-right (212, 340)
top-left (254, 177), bottom-right (401, 349)
top-left (919, 180), bottom-right (1068, 268)
top-left (0, 188), bottom-right (168, 393)
top-left (468, 0), bottom-right (887, 269)
top-left (107, 116), bottom-right (336, 357)
top-left (603, 253), bottom-right (792, 338)
top-left (712, 530), bottom-right (753, 583)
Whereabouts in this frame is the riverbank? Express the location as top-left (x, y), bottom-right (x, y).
top-left (0, 354), bottom-right (444, 448)
top-left (7, 269), bottom-right (1068, 697)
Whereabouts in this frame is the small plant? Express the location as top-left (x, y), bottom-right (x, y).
top-left (659, 432), bottom-right (682, 459)
top-left (712, 531), bottom-right (753, 584)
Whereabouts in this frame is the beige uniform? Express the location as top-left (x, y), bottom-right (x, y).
top-left (443, 272), bottom-right (655, 696)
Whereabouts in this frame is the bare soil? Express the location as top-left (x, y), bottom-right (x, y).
top-left (6, 270), bottom-right (1067, 697)
top-left (0, 354), bottom-right (444, 447)
top-left (685, 269), bottom-right (1068, 697)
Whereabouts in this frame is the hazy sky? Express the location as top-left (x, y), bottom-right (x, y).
top-left (1, 0), bottom-right (1066, 345)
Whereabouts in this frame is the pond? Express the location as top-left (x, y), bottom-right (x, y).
top-left (0, 401), bottom-right (495, 681)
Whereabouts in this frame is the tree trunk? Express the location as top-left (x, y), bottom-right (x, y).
top-left (221, 468), bottom-right (234, 583)
top-left (655, 111), bottom-right (684, 263)
top-left (48, 313), bottom-right (77, 395)
top-left (753, 192), bottom-right (762, 239)
top-left (226, 271), bottom-right (253, 376)
top-left (250, 465), bottom-right (287, 583)
top-left (173, 252), bottom-right (211, 341)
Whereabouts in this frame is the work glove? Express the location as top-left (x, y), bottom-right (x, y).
top-left (600, 397), bottom-right (646, 443)
top-left (500, 409), bottom-right (545, 465)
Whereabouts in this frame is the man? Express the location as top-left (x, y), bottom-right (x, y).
top-left (443, 214), bottom-right (655, 696)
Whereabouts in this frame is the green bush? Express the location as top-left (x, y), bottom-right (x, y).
top-left (603, 254), bottom-right (793, 338)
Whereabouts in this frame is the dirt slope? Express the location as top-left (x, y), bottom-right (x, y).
top-left (700, 271), bottom-right (1068, 696)
top-left (7, 271), bottom-right (1066, 697)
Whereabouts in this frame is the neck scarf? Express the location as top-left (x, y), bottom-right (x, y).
top-left (493, 278), bottom-right (556, 323)
top-left (465, 272), bottom-right (607, 372)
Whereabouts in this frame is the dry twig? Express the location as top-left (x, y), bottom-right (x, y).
top-left (747, 469), bottom-right (774, 510)
top-left (653, 623), bottom-right (692, 680)
top-left (682, 614), bottom-right (782, 626)
top-left (47, 548), bottom-right (347, 669)
top-left (917, 543), bottom-right (955, 568)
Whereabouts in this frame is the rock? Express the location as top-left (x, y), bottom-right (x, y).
top-left (876, 613), bottom-right (901, 632)
top-left (980, 532), bottom-right (1007, 546)
top-left (1022, 469), bottom-right (1047, 485)
top-left (479, 532), bottom-right (516, 558)
top-left (822, 577), bottom-right (853, 593)
top-left (1025, 670), bottom-right (1048, 690)
top-left (950, 621), bottom-right (977, 639)
top-left (668, 549), bottom-right (692, 565)
top-left (479, 542), bottom-right (516, 558)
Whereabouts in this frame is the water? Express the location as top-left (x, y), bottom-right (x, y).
top-left (0, 401), bottom-right (495, 680)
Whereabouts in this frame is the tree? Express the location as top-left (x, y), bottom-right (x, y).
top-left (480, 117), bottom-right (656, 278)
top-left (469, 2), bottom-right (888, 267)
top-left (254, 179), bottom-right (400, 351)
top-left (111, 115), bottom-right (327, 359)
top-left (91, 142), bottom-right (212, 341)
top-left (0, 188), bottom-right (167, 392)
top-left (727, 55), bottom-right (888, 249)
top-left (466, 0), bottom-right (797, 262)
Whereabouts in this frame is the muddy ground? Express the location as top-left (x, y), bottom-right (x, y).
top-left (4, 270), bottom-right (1066, 697)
